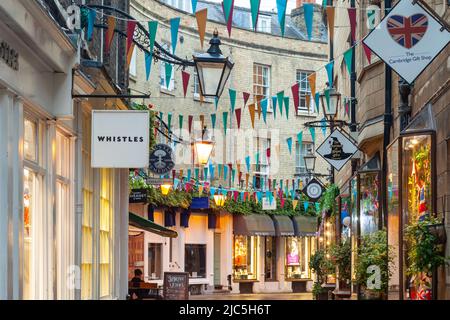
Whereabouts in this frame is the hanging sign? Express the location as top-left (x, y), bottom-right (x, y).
top-left (302, 178), bottom-right (324, 202)
top-left (149, 144), bottom-right (175, 175)
top-left (91, 111), bottom-right (149, 168)
top-left (363, 0), bottom-right (450, 84)
top-left (129, 189), bottom-right (148, 203)
top-left (146, 177), bottom-right (173, 186)
top-left (316, 129), bottom-right (358, 171)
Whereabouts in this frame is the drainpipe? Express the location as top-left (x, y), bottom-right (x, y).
top-left (328, 0), bottom-right (335, 185)
top-left (349, 0), bottom-right (357, 134)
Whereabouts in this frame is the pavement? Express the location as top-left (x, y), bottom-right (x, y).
top-left (190, 293), bottom-right (313, 300)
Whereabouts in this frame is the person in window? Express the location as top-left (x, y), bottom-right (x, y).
top-left (129, 269), bottom-right (146, 300)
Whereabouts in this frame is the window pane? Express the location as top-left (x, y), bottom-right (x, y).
top-left (185, 244), bottom-right (206, 278)
top-left (233, 235), bottom-right (257, 280)
top-left (148, 243), bottom-right (163, 279)
top-left (24, 119), bottom-right (37, 162)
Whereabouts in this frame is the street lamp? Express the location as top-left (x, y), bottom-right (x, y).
top-left (193, 29), bottom-right (234, 99)
top-left (193, 127), bottom-right (214, 166)
top-left (304, 152), bottom-right (317, 172)
top-left (213, 194), bottom-right (226, 207)
top-left (160, 183), bottom-right (172, 195)
top-left (320, 86), bottom-right (341, 120)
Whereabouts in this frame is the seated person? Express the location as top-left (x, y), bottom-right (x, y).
top-left (129, 269), bottom-right (147, 300)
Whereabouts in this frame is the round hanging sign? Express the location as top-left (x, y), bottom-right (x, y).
top-left (149, 144), bottom-right (175, 175)
top-left (303, 178), bottom-right (324, 202)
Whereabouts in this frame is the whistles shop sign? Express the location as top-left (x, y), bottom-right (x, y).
top-left (91, 110), bottom-right (149, 168)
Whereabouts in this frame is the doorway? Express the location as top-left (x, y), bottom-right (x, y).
top-left (214, 233), bottom-right (221, 287)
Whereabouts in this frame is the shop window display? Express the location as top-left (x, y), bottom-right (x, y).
top-left (359, 172), bottom-right (380, 236)
top-left (185, 244), bottom-right (206, 278)
top-left (264, 237), bottom-right (277, 281)
top-left (350, 176), bottom-right (358, 283)
top-left (285, 237), bottom-right (315, 279)
top-left (233, 235), bottom-right (257, 280)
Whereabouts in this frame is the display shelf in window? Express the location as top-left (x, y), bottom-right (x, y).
top-left (285, 236), bottom-right (315, 281)
top-left (233, 235), bottom-right (258, 281)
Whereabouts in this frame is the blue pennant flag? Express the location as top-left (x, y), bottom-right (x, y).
top-left (284, 96), bottom-right (290, 119)
top-left (195, 168), bottom-right (200, 180)
top-left (321, 117), bottom-right (327, 136)
top-left (314, 92), bottom-right (320, 113)
top-left (218, 164), bottom-right (223, 178)
top-left (245, 156), bottom-right (251, 172)
top-left (224, 165), bottom-right (229, 180)
top-left (170, 17), bottom-right (181, 54)
top-left (257, 191), bottom-right (263, 203)
top-left (291, 189), bottom-right (295, 200)
top-left (211, 114), bottom-right (217, 130)
top-left (173, 178), bottom-right (180, 190)
top-left (240, 192), bottom-right (245, 202)
top-left (209, 164), bottom-right (215, 180)
top-left (325, 61), bottom-right (334, 87)
top-left (253, 176), bottom-right (257, 189)
top-left (203, 167), bottom-right (208, 180)
top-left (261, 98), bottom-right (268, 124)
top-left (187, 169), bottom-right (192, 181)
top-left (87, 9), bottom-right (96, 41)
top-left (272, 96), bottom-right (277, 119)
top-left (191, 0), bottom-right (198, 13)
top-left (304, 201), bottom-right (309, 212)
top-left (276, 0), bottom-right (288, 37)
top-left (286, 137), bottom-right (293, 154)
top-left (210, 187), bottom-right (216, 197)
top-left (304, 3), bottom-right (314, 40)
top-left (309, 127), bottom-right (316, 143)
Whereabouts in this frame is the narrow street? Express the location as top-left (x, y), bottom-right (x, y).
top-left (191, 293), bottom-right (313, 300)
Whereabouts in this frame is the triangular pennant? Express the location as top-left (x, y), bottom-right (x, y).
top-left (284, 97), bottom-right (290, 119)
top-left (276, 0), bottom-right (287, 37)
top-left (235, 108), bottom-right (242, 129)
top-left (297, 131), bottom-right (303, 146)
top-left (321, 117), bottom-right (327, 136)
top-left (223, 112), bottom-right (228, 136)
top-left (191, 0), bottom-right (198, 13)
top-left (203, 167), bottom-right (208, 180)
top-left (326, 6), bottom-right (335, 42)
top-left (195, 168), bottom-right (200, 181)
top-left (195, 9), bottom-right (208, 48)
top-left (188, 115), bottom-right (193, 134)
top-left (286, 137), bottom-right (293, 154)
top-left (325, 88), bottom-right (331, 111)
top-left (173, 178), bottom-right (180, 190)
top-left (348, 8), bottom-right (357, 43)
top-left (179, 115), bottom-right (183, 133)
top-left (231, 169), bottom-right (236, 184)
top-left (325, 61), bottom-right (334, 87)
top-left (170, 17), bottom-right (181, 54)
top-left (126, 21), bottom-right (137, 54)
top-left (277, 91), bottom-right (284, 116)
top-left (215, 96), bottom-right (219, 111)
top-left (292, 199), bottom-right (298, 210)
top-left (291, 83), bottom-right (300, 112)
top-left (229, 89), bottom-right (237, 113)
top-left (260, 98), bottom-right (268, 124)
top-left (224, 165), bottom-right (228, 180)
top-left (314, 92), bottom-right (320, 113)
top-left (245, 156), bottom-right (251, 172)
top-left (86, 9), bottom-right (96, 41)
top-left (243, 92), bottom-right (250, 107)
top-left (210, 187), bottom-right (216, 197)
top-left (306, 94), bottom-right (311, 113)
top-left (105, 16), bottom-right (116, 54)
top-left (367, 8), bottom-right (377, 30)
top-left (209, 164), bottom-right (215, 180)
top-left (223, 0), bottom-right (233, 23)
top-left (343, 47), bottom-right (353, 76)
top-left (248, 104), bottom-right (256, 129)
top-left (272, 96), bottom-right (277, 119)
top-left (145, 21), bottom-right (158, 80)
top-left (167, 113), bottom-right (172, 131)
top-left (165, 63), bottom-right (173, 88)
top-left (218, 164), bottom-right (223, 178)
top-left (250, 0), bottom-right (261, 31)
top-left (303, 3), bottom-right (314, 40)
top-left (226, 0), bottom-right (235, 37)
top-left (187, 169), bottom-right (192, 182)
top-left (211, 114), bottom-right (217, 130)
top-left (309, 127), bottom-right (316, 143)
top-left (182, 71), bottom-right (190, 97)
top-left (308, 73), bottom-right (316, 98)
top-left (145, 52), bottom-right (153, 81)
top-left (362, 42), bottom-right (372, 64)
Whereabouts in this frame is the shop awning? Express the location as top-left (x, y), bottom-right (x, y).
top-left (129, 212), bottom-right (178, 238)
top-left (293, 216), bottom-right (318, 237)
top-left (272, 215), bottom-right (295, 236)
top-left (233, 214), bottom-right (276, 236)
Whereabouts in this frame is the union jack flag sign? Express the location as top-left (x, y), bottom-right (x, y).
top-left (387, 14), bottom-right (428, 49)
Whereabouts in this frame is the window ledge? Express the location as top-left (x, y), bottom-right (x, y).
top-left (296, 112), bottom-right (318, 118)
top-left (160, 88), bottom-right (175, 96)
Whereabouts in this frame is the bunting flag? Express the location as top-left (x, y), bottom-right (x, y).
top-left (367, 8), bottom-right (377, 30)
top-left (199, 115), bottom-right (205, 130)
top-left (325, 88), bottom-right (330, 111)
top-left (173, 178), bottom-right (180, 190)
top-left (348, 8), bottom-right (357, 43)
top-left (309, 127), bottom-right (316, 143)
top-left (303, 3), bottom-right (314, 40)
top-left (224, 165), bottom-right (228, 180)
top-left (226, 0), bottom-right (235, 36)
top-left (209, 164), bottom-right (215, 180)
top-left (308, 73), bottom-right (316, 98)
top-left (229, 89), bottom-right (237, 113)
top-left (218, 164), bottom-right (223, 178)
top-left (170, 17), bottom-right (181, 54)
top-left (272, 96), bottom-right (277, 119)
top-left (343, 47), bottom-right (353, 76)
top-left (179, 115), bottom-right (183, 133)
top-left (187, 169), bottom-right (192, 182)
top-left (223, 0), bottom-right (233, 23)
top-left (145, 52), bottom-right (153, 81)
top-left (243, 92), bottom-right (250, 107)
top-left (167, 113), bottom-right (172, 131)
top-left (240, 191), bottom-right (245, 202)
top-left (235, 108), bottom-right (242, 129)
top-left (277, 91), bottom-right (284, 116)
top-left (232, 169), bottom-right (236, 184)
top-left (284, 97), bottom-right (290, 120)
top-left (165, 63), bottom-right (173, 88)
top-left (326, 6), bottom-right (335, 42)
top-left (191, 0), bottom-right (198, 13)
top-left (250, 0), bottom-right (261, 31)
top-left (188, 115), bottom-right (193, 134)
top-left (286, 137), bottom-right (293, 154)
top-left (292, 199), bottom-right (298, 210)
top-left (306, 94), bottom-right (311, 113)
top-left (211, 114), bottom-right (217, 130)
top-left (126, 21), bottom-right (137, 55)
top-left (182, 71), bottom-right (190, 97)
top-left (203, 167), bottom-right (208, 180)
top-left (195, 168), bottom-right (200, 181)
top-left (261, 99), bottom-right (268, 124)
top-left (255, 152), bottom-right (260, 166)
top-left (210, 187), bottom-right (216, 197)
top-left (214, 97), bottom-right (219, 111)
top-left (297, 131), bottom-right (303, 146)
top-left (245, 173), bottom-right (249, 188)
top-left (304, 201), bottom-right (309, 212)
top-left (195, 9), bottom-right (208, 48)
top-left (325, 61), bottom-right (334, 87)
top-left (245, 156), bottom-right (251, 172)
top-left (362, 42), bottom-right (372, 64)
top-left (223, 112), bottom-right (228, 135)
top-left (276, 0), bottom-right (288, 37)
top-left (87, 9), bottom-right (96, 41)
top-left (105, 16), bottom-right (116, 54)
top-left (291, 83), bottom-right (300, 112)
top-left (248, 104), bottom-right (256, 128)
top-left (321, 117), bottom-right (327, 136)
top-left (314, 92), bottom-right (320, 113)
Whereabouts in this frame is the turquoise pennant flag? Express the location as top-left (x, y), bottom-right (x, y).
top-left (257, 191), bottom-right (263, 202)
top-left (222, 189), bottom-right (227, 196)
top-left (321, 118), bottom-right (327, 136)
top-left (223, 112), bottom-right (228, 135)
top-left (280, 180), bottom-right (283, 191)
top-left (210, 187), bottom-right (216, 197)
top-left (209, 164), bottom-right (215, 180)
top-left (211, 114), bottom-right (216, 130)
top-left (286, 137), bottom-right (293, 154)
top-left (173, 178), bottom-right (180, 190)
top-left (195, 168), bottom-right (199, 180)
top-left (191, 0), bottom-right (198, 13)
top-left (343, 47), bottom-right (353, 76)
top-left (87, 9), bottom-right (96, 41)
top-left (223, 165), bottom-right (228, 180)
top-left (165, 63), bottom-right (173, 88)
top-left (304, 3), bottom-right (314, 40)
top-left (203, 167), bottom-right (208, 180)
top-left (260, 178), bottom-right (265, 191)
top-left (325, 61), bottom-right (334, 87)
top-left (277, 91), bottom-right (284, 116)
top-left (256, 152), bottom-right (260, 165)
top-left (314, 92), bottom-right (320, 113)
top-left (218, 164), bottom-right (223, 178)
top-left (187, 169), bottom-right (192, 181)
top-left (240, 192), bottom-right (245, 202)
top-left (167, 113), bottom-right (172, 131)
top-left (325, 88), bottom-right (331, 111)
top-left (179, 115), bottom-right (183, 132)
top-left (304, 201), bottom-right (309, 212)
top-left (145, 52), bottom-right (152, 81)
top-left (297, 131), bottom-right (303, 146)
top-left (232, 169), bottom-right (236, 184)
top-left (272, 96), bottom-right (277, 119)
top-left (170, 17), bottom-right (180, 54)
top-left (253, 176), bottom-right (257, 189)
top-left (291, 189), bottom-right (295, 200)
top-left (229, 89), bottom-right (236, 113)
top-left (276, 0), bottom-right (287, 37)
top-left (309, 127), bottom-right (316, 143)
top-left (284, 96), bottom-right (290, 119)
top-left (223, 0), bottom-right (233, 22)
top-left (268, 191), bottom-right (273, 204)
top-left (250, 0), bottom-right (261, 31)
top-left (245, 156), bottom-right (251, 172)
top-left (215, 97), bottom-right (219, 110)
top-left (146, 21), bottom-right (158, 80)
top-left (261, 98), bottom-right (268, 124)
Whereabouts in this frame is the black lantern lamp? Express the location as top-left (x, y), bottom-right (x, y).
top-left (320, 86), bottom-right (341, 120)
top-left (193, 29), bottom-right (234, 99)
top-left (304, 152), bottom-right (317, 172)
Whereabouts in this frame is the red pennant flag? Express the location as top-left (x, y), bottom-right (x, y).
top-left (228, 163), bottom-right (233, 171)
top-left (235, 108), bottom-right (242, 129)
top-left (280, 196), bottom-right (285, 208)
top-left (243, 92), bottom-right (250, 107)
top-left (172, 170), bottom-right (176, 180)
top-left (239, 171), bottom-right (243, 183)
top-left (188, 115), bottom-right (193, 134)
top-left (105, 16), bottom-right (116, 54)
top-left (291, 83), bottom-right (300, 112)
top-left (182, 71), bottom-right (190, 97)
top-left (348, 8), bottom-right (357, 43)
top-left (234, 191), bottom-right (239, 201)
top-left (226, 0), bottom-right (235, 37)
top-left (268, 179), bottom-right (272, 190)
top-left (362, 42), bottom-right (372, 64)
top-left (127, 21), bottom-right (137, 53)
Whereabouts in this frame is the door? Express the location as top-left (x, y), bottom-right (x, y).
top-left (213, 233), bottom-right (221, 286)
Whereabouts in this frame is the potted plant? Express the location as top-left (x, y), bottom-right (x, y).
top-left (329, 241), bottom-right (352, 290)
top-left (354, 229), bottom-right (394, 300)
top-left (309, 248), bottom-right (335, 300)
top-left (404, 216), bottom-right (449, 300)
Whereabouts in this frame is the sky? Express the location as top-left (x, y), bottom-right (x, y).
top-left (208, 0), bottom-right (321, 14)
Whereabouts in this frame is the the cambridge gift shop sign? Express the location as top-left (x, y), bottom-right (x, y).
top-left (91, 110), bottom-right (149, 168)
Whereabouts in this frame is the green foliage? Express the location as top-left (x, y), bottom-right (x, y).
top-left (131, 103), bottom-right (156, 151)
top-left (319, 184), bottom-right (340, 216)
top-left (129, 171), bottom-right (148, 189)
top-left (354, 229), bottom-right (394, 293)
top-left (147, 186), bottom-right (192, 209)
top-left (329, 240), bottom-right (352, 282)
top-left (312, 282), bottom-right (324, 298)
top-left (404, 216), bottom-right (449, 280)
top-left (309, 248), bottom-right (335, 285)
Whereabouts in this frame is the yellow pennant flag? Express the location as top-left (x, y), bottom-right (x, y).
top-left (105, 16), bottom-right (116, 53)
top-left (199, 115), bottom-right (205, 130)
top-left (292, 200), bottom-right (298, 210)
top-left (326, 6), bottom-right (335, 42)
top-left (308, 73), bottom-right (316, 98)
top-left (273, 191), bottom-right (277, 201)
top-left (306, 94), bottom-right (311, 114)
top-left (245, 173), bottom-right (250, 189)
top-left (179, 170), bottom-right (183, 179)
top-left (256, 100), bottom-right (262, 119)
top-left (126, 42), bottom-right (135, 69)
top-left (195, 9), bottom-right (208, 49)
top-left (198, 185), bottom-right (204, 196)
top-left (248, 104), bottom-right (256, 129)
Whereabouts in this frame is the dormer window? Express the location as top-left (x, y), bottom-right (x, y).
top-left (256, 15), bottom-right (272, 33)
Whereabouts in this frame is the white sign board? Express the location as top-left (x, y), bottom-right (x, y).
top-left (316, 129), bottom-right (358, 171)
top-left (91, 110), bottom-right (149, 168)
top-left (363, 0), bottom-right (450, 84)
top-left (262, 197), bottom-right (277, 210)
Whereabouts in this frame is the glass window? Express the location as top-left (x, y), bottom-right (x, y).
top-left (129, 48), bottom-right (137, 78)
top-left (24, 118), bottom-right (37, 162)
top-left (160, 43), bottom-right (175, 91)
top-left (296, 71), bottom-right (314, 113)
top-left (23, 168), bottom-right (36, 300)
top-left (100, 168), bottom-right (114, 298)
top-left (148, 243), bottom-right (163, 280)
top-left (350, 176), bottom-right (358, 282)
top-left (256, 15), bottom-right (271, 33)
top-left (286, 237), bottom-right (315, 279)
top-left (253, 64), bottom-right (272, 111)
top-left (295, 142), bottom-right (314, 174)
top-left (233, 235), bottom-right (257, 280)
top-left (359, 172), bottom-right (380, 235)
top-left (264, 237), bottom-right (277, 281)
top-left (185, 244), bottom-right (206, 278)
